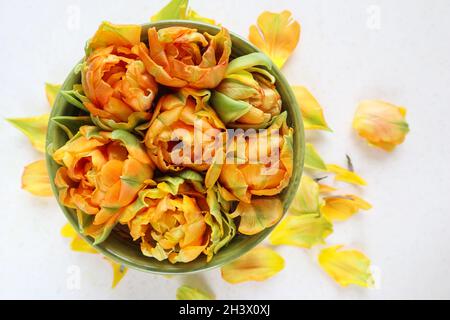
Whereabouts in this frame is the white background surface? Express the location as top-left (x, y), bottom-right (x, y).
top-left (1, 0), bottom-right (450, 300)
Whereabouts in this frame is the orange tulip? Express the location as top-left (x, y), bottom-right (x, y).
top-left (211, 53), bottom-right (282, 128)
top-left (144, 88), bottom-right (225, 172)
top-left (123, 171), bottom-right (236, 263)
top-left (134, 26), bottom-right (231, 89)
top-left (205, 112), bottom-right (293, 203)
top-left (82, 22), bottom-right (158, 130)
top-left (53, 126), bottom-right (154, 244)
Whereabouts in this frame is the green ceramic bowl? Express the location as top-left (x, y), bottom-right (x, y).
top-left (46, 20), bottom-right (305, 274)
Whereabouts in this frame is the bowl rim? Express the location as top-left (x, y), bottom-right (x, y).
top-left (46, 19), bottom-right (305, 275)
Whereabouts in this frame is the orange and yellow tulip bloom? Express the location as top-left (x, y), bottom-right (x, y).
top-left (134, 26), bottom-right (232, 89)
top-left (206, 112), bottom-right (294, 204)
top-left (144, 88), bottom-right (225, 172)
top-left (53, 126), bottom-right (154, 244)
top-left (82, 22), bottom-right (159, 130)
top-left (211, 53), bottom-right (282, 128)
top-left (121, 171), bottom-right (236, 263)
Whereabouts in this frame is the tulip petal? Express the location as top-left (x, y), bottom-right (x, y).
top-left (45, 83), bottom-right (61, 107)
top-left (111, 129), bottom-right (152, 164)
top-left (210, 91), bottom-right (251, 124)
top-left (225, 52), bottom-right (272, 76)
top-left (322, 195), bottom-right (372, 221)
top-left (270, 214), bottom-right (333, 248)
top-left (106, 258), bottom-right (128, 288)
top-left (233, 197), bottom-right (283, 235)
top-left (86, 21), bottom-right (141, 53)
top-left (249, 11), bottom-right (300, 68)
top-left (6, 114), bottom-right (49, 152)
top-left (176, 285), bottom-right (213, 300)
top-left (205, 187), bottom-right (236, 261)
top-left (319, 184), bottom-right (337, 194)
top-left (327, 164), bottom-right (367, 186)
top-left (353, 100), bottom-right (409, 151)
top-left (292, 86), bottom-right (331, 131)
top-left (22, 160), bottom-right (52, 197)
top-left (318, 245), bottom-right (374, 288)
top-left (304, 143), bottom-right (327, 171)
top-left (61, 224), bottom-right (127, 287)
top-left (151, 0), bottom-right (189, 21)
top-left (221, 246), bottom-right (284, 284)
top-left (289, 175), bottom-right (321, 215)
top-left (187, 9), bottom-right (216, 25)
top-left (60, 89), bottom-right (89, 112)
top-left (51, 116), bottom-right (93, 139)
top-left (61, 223), bottom-right (97, 254)
top-left (151, 0), bottom-right (216, 24)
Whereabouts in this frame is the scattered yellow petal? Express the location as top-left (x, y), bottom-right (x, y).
top-left (106, 258), bottom-right (128, 288)
top-left (249, 11), bottom-right (300, 68)
top-left (353, 100), bottom-right (409, 152)
top-left (187, 9), bottom-right (216, 25)
top-left (327, 164), bottom-right (367, 186)
top-left (6, 114), bottom-right (49, 152)
top-left (176, 285), bottom-right (214, 300)
top-left (289, 175), bottom-right (321, 215)
top-left (61, 223), bottom-right (97, 254)
top-left (292, 86), bottom-right (331, 131)
top-left (322, 195), bottom-right (372, 222)
top-left (221, 247), bottom-right (284, 284)
top-left (270, 214), bottom-right (333, 248)
top-left (70, 236), bottom-right (98, 254)
top-left (45, 83), bottom-right (61, 107)
top-left (61, 223), bottom-right (78, 238)
top-left (21, 160), bottom-right (52, 197)
top-left (318, 184), bottom-right (337, 194)
top-left (304, 143), bottom-right (327, 171)
top-left (61, 224), bottom-right (127, 288)
top-left (151, 0), bottom-right (215, 25)
top-left (318, 245), bottom-right (374, 288)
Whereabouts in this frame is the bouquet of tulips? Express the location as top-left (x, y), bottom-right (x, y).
top-left (51, 22), bottom-right (294, 264)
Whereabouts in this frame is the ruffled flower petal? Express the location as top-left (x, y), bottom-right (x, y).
top-left (221, 246), bottom-right (284, 284)
top-left (353, 100), bottom-right (409, 151)
top-left (249, 11), bottom-right (300, 68)
top-left (318, 245), bottom-right (374, 288)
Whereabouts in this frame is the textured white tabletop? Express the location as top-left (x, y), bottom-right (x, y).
top-left (1, 0), bottom-right (450, 299)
